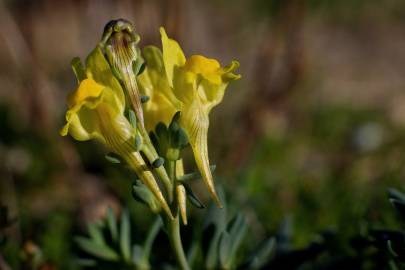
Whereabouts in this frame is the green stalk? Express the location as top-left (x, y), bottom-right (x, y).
top-left (164, 160), bottom-right (191, 270)
top-left (166, 216), bottom-right (190, 270)
top-left (140, 126), bottom-right (173, 202)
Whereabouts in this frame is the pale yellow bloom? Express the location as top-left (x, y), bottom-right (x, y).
top-left (60, 46), bottom-right (173, 218)
top-left (138, 28), bottom-right (240, 207)
top-left (60, 45), bottom-right (130, 145)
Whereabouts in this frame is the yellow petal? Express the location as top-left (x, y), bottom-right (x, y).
top-left (138, 45), bottom-right (182, 130)
top-left (180, 105), bottom-right (222, 207)
top-left (62, 79), bottom-right (104, 141)
top-left (172, 67), bottom-right (198, 105)
top-left (62, 78), bottom-right (131, 145)
top-left (64, 101), bottom-right (111, 142)
top-left (67, 79), bottom-right (104, 108)
top-left (85, 45), bottom-right (126, 112)
top-left (195, 60), bottom-right (241, 112)
top-left (60, 123), bottom-right (69, 136)
top-left (185, 55), bottom-right (222, 85)
top-left (160, 27), bottom-right (186, 86)
top-left (221, 60), bottom-right (242, 82)
top-left (196, 80), bottom-right (227, 112)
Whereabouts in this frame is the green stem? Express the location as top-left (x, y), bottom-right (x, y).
top-left (167, 160), bottom-right (176, 184)
top-left (166, 216), bottom-right (191, 270)
top-left (139, 126), bottom-right (173, 202)
top-left (165, 160), bottom-right (191, 270)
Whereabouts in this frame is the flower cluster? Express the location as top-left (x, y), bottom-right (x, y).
top-left (61, 19), bottom-right (240, 219)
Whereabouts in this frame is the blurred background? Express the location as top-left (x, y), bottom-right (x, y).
top-left (1, 0), bottom-right (405, 268)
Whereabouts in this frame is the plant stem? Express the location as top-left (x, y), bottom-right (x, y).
top-left (140, 127), bottom-right (173, 202)
top-left (167, 216), bottom-right (191, 270)
top-left (165, 160), bottom-right (191, 270)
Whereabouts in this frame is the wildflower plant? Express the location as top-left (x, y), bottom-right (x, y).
top-left (61, 19), bottom-right (240, 270)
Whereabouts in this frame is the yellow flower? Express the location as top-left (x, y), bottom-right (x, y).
top-left (61, 46), bottom-right (173, 218)
top-left (138, 27), bottom-right (240, 207)
top-left (61, 78), bottom-right (127, 143)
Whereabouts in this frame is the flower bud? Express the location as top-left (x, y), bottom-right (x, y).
top-left (101, 19), bottom-right (145, 127)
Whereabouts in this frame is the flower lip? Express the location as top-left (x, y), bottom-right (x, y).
top-left (67, 78), bottom-right (104, 108)
top-left (184, 55), bottom-right (222, 85)
top-left (185, 55), bottom-right (220, 74)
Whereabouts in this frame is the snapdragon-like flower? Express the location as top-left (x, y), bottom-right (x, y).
top-left (138, 28), bottom-right (241, 207)
top-left (60, 46), bottom-right (173, 218)
top-left (101, 20), bottom-right (176, 201)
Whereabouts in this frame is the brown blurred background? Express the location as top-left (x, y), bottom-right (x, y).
top-left (1, 0), bottom-right (405, 268)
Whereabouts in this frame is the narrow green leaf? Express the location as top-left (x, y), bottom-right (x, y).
top-left (183, 182), bottom-right (205, 209)
top-left (142, 218), bottom-right (162, 260)
top-left (105, 153), bottom-right (121, 164)
top-left (204, 186), bottom-right (227, 269)
top-left (132, 219), bottom-right (161, 269)
top-left (187, 241), bottom-right (199, 267)
top-left (222, 214), bottom-right (248, 268)
top-left (132, 182), bottom-right (160, 213)
top-left (389, 259), bottom-right (399, 270)
top-left (106, 207), bottom-right (118, 242)
top-left (205, 227), bottom-right (221, 269)
top-left (387, 240), bottom-right (399, 257)
top-left (388, 188), bottom-right (405, 203)
top-left (132, 182), bottom-right (151, 205)
top-left (75, 237), bottom-right (119, 261)
top-left (120, 210), bottom-right (131, 262)
top-left (178, 165), bottom-right (216, 182)
top-left (132, 244), bottom-right (144, 265)
top-left (219, 231), bottom-right (231, 268)
top-left (277, 216), bottom-right (292, 252)
top-left (228, 214), bottom-right (247, 240)
top-left (87, 223), bottom-right (105, 245)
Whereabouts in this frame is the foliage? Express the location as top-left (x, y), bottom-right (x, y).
top-left (73, 187), bottom-right (405, 270)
